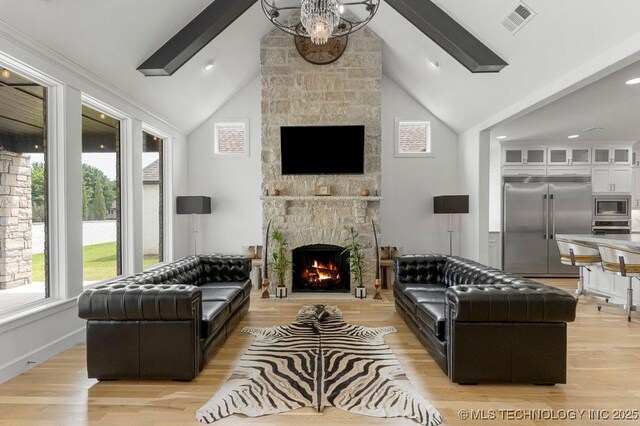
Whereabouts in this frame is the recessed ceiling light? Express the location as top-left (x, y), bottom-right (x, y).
top-left (427, 59), bottom-right (440, 69)
top-left (625, 77), bottom-right (640, 85)
top-left (1, 68), bottom-right (10, 79)
top-left (568, 134), bottom-right (580, 139)
top-left (203, 60), bottom-right (214, 72)
top-left (99, 113), bottom-right (106, 120)
top-left (497, 135), bottom-right (507, 140)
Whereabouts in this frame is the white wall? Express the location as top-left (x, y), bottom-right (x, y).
top-left (458, 129), bottom-right (490, 263)
top-left (0, 25), bottom-right (188, 383)
top-left (381, 77), bottom-right (460, 254)
top-left (187, 78), bottom-right (262, 255)
top-left (186, 76), bottom-right (460, 256)
top-left (489, 136), bottom-right (502, 232)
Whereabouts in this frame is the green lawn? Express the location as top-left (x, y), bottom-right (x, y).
top-left (32, 242), bottom-right (160, 282)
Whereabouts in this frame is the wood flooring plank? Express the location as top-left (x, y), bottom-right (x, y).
top-left (0, 282), bottom-right (638, 425)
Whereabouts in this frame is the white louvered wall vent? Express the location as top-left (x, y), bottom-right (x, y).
top-left (502, 2), bottom-right (536, 34)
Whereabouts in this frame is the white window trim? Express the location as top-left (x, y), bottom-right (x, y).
top-left (0, 52), bottom-right (64, 310)
top-left (80, 94), bottom-right (133, 278)
top-left (141, 123), bottom-right (173, 263)
top-left (212, 118), bottom-right (250, 158)
top-left (395, 117), bottom-right (434, 158)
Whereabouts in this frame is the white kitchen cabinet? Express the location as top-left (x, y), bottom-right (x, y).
top-left (502, 167), bottom-right (546, 176)
top-left (612, 168), bottom-right (632, 192)
top-left (633, 168), bottom-right (640, 208)
top-left (592, 167), bottom-right (632, 193)
top-left (502, 146), bottom-right (546, 165)
top-left (592, 147), bottom-right (632, 165)
top-left (547, 147), bottom-right (591, 165)
top-left (592, 167), bottom-right (611, 192)
top-left (546, 167), bottom-right (590, 176)
top-left (547, 148), bottom-right (569, 165)
top-left (570, 147), bottom-right (591, 164)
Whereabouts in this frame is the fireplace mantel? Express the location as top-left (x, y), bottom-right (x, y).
top-left (261, 196), bottom-right (382, 201)
top-left (262, 196), bottom-right (381, 224)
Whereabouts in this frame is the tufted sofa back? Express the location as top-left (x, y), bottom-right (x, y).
top-left (395, 254), bottom-right (544, 288)
top-left (395, 255), bottom-right (448, 284)
top-left (200, 255), bottom-right (251, 283)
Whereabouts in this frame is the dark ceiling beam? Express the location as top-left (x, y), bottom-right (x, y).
top-left (137, 0), bottom-right (258, 76)
top-left (385, 0), bottom-right (508, 73)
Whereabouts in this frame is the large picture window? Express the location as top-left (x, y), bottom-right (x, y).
top-left (142, 131), bottom-right (163, 268)
top-left (0, 66), bottom-right (49, 313)
top-left (81, 105), bottom-right (121, 284)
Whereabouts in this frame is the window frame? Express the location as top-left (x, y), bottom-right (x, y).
top-left (80, 94), bottom-right (131, 284)
top-left (394, 118), bottom-right (433, 158)
top-left (212, 118), bottom-right (250, 158)
top-left (0, 52), bottom-right (61, 315)
top-left (141, 123), bottom-right (170, 268)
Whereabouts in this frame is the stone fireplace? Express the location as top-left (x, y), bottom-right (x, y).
top-left (292, 244), bottom-right (350, 293)
top-left (260, 25), bottom-right (382, 294)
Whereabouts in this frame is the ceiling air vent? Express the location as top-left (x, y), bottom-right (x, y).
top-left (502, 2), bottom-right (536, 34)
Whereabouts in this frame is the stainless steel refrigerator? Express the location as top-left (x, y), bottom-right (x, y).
top-left (503, 176), bottom-right (592, 276)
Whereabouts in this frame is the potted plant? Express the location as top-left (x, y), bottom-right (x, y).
top-left (270, 228), bottom-right (292, 299)
top-left (343, 226), bottom-right (366, 298)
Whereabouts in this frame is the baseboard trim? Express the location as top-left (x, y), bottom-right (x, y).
top-left (0, 326), bottom-right (85, 384)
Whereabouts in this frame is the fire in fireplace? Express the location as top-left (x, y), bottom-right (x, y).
top-left (292, 244), bottom-right (350, 293)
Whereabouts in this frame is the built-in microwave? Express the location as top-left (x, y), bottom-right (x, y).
top-left (592, 195), bottom-right (631, 220)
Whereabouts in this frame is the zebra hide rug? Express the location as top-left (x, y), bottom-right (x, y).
top-left (196, 305), bottom-right (442, 425)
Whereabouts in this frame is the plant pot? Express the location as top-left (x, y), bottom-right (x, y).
top-left (355, 287), bottom-right (367, 299)
top-left (276, 286), bottom-right (288, 299)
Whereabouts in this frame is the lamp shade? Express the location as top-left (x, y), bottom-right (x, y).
top-left (176, 196), bottom-right (212, 214)
top-left (433, 195), bottom-right (469, 214)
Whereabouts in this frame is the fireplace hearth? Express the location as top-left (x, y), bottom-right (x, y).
top-left (292, 244), bottom-right (350, 293)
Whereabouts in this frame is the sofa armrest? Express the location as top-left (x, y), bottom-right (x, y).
top-left (394, 254), bottom-right (448, 284)
top-left (78, 283), bottom-right (202, 321)
top-left (199, 255), bottom-right (252, 282)
top-left (445, 283), bottom-right (577, 323)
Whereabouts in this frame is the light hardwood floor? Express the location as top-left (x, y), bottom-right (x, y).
top-left (1, 281), bottom-right (639, 425)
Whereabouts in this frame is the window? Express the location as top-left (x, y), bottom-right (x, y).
top-left (395, 119), bottom-right (432, 157)
top-left (0, 66), bottom-right (49, 313)
top-left (142, 131), bottom-right (163, 268)
top-left (213, 119), bottom-right (249, 157)
top-left (81, 105), bottom-right (121, 284)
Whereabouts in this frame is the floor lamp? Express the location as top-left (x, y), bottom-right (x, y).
top-left (433, 195), bottom-right (469, 256)
top-left (177, 196), bottom-right (212, 255)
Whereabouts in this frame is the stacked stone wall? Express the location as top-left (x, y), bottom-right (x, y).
top-left (0, 151), bottom-right (32, 290)
top-left (260, 26), bottom-right (382, 292)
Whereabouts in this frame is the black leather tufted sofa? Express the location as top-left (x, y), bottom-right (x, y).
top-left (394, 255), bottom-right (577, 385)
top-left (78, 255), bottom-right (251, 381)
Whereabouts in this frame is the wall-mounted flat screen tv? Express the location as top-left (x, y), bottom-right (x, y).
top-left (280, 125), bottom-right (365, 175)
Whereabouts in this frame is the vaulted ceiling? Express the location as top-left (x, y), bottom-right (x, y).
top-left (1, 0), bottom-right (639, 136)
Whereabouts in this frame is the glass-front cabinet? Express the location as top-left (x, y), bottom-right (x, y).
top-left (547, 148), bottom-right (568, 165)
top-left (502, 146), bottom-right (546, 165)
top-left (547, 147), bottom-right (591, 165)
top-left (570, 148), bottom-right (590, 164)
top-left (592, 147), bottom-right (632, 165)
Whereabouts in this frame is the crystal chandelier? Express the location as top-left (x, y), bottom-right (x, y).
top-left (301, 0), bottom-right (340, 45)
top-left (261, 0), bottom-right (380, 45)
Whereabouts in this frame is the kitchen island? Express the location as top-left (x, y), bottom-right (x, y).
top-left (556, 234), bottom-right (640, 315)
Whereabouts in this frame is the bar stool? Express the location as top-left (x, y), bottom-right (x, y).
top-left (556, 238), bottom-right (601, 300)
top-left (597, 244), bottom-right (639, 322)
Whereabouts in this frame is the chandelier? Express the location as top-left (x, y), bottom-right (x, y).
top-left (261, 0), bottom-right (380, 45)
